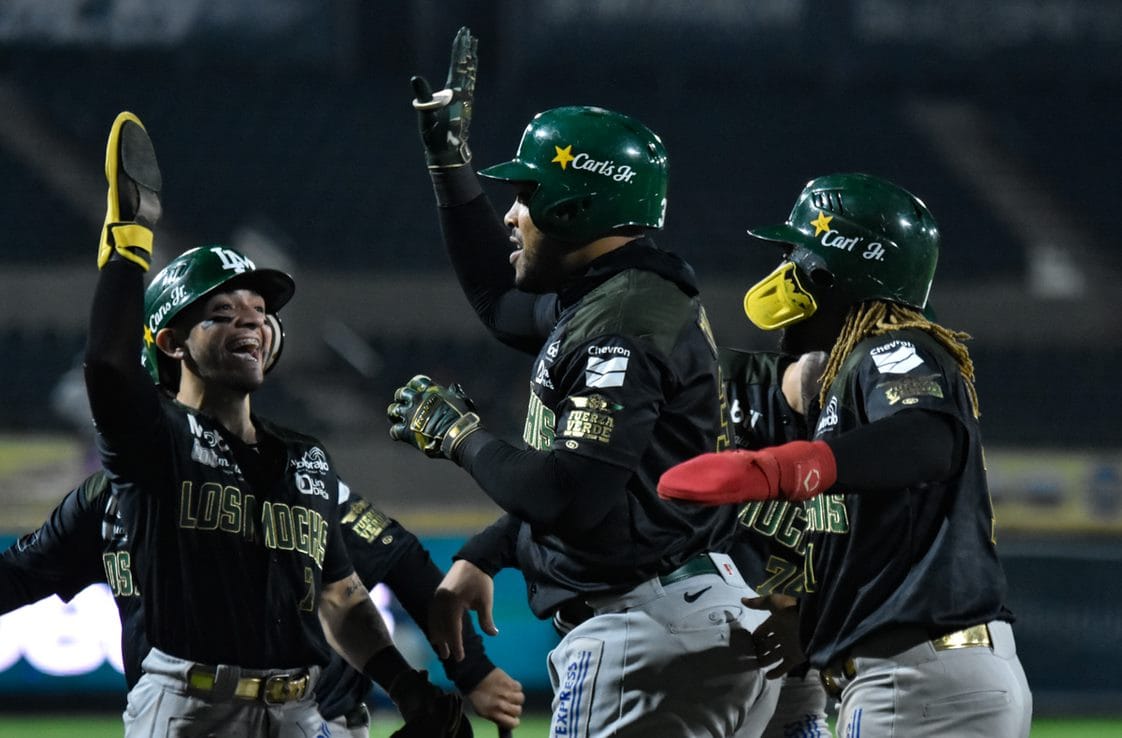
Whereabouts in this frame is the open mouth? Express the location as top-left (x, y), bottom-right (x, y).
top-left (229, 336), bottom-right (262, 364)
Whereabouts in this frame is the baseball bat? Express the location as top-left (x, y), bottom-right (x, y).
top-left (498, 727), bottom-right (513, 738)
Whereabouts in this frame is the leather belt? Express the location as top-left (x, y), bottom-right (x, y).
top-left (187, 665), bottom-right (310, 704)
top-left (659, 555), bottom-right (719, 586)
top-left (820, 624), bottom-right (993, 698)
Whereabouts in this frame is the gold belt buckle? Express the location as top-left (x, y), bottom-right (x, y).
top-left (264, 673), bottom-right (307, 704)
top-left (187, 666), bottom-right (217, 693)
top-left (820, 657), bottom-right (857, 698)
top-left (234, 677), bottom-right (262, 700)
top-left (933, 624), bottom-right (992, 651)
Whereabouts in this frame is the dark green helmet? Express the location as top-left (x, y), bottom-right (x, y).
top-left (478, 106), bottom-right (668, 243)
top-left (749, 172), bottom-right (939, 310)
top-left (142, 245), bottom-right (295, 387)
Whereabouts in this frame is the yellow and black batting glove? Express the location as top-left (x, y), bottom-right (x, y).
top-left (98, 111), bottom-right (162, 271)
top-left (387, 374), bottom-right (482, 461)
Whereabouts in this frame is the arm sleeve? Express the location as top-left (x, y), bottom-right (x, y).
top-left (455, 431), bottom-right (633, 537)
top-left (454, 514), bottom-right (522, 576)
top-left (435, 189), bottom-right (558, 354)
top-left (825, 409), bottom-right (966, 492)
top-left (380, 530), bottom-right (496, 694)
top-left (83, 260), bottom-right (162, 450)
top-left (0, 474), bottom-right (109, 612)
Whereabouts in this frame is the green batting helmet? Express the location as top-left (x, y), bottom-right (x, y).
top-left (478, 106), bottom-right (668, 243)
top-left (744, 173), bottom-right (939, 328)
top-left (142, 245), bottom-right (295, 387)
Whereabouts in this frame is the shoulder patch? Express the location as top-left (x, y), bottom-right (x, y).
top-left (869, 340), bottom-right (925, 374)
top-left (879, 375), bottom-right (944, 406)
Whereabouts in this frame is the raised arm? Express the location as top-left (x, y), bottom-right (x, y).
top-left (411, 26), bottom-right (556, 353)
top-left (83, 113), bottom-right (163, 444)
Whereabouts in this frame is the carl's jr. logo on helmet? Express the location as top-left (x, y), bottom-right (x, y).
top-left (810, 211), bottom-right (888, 262)
top-left (551, 144), bottom-right (637, 183)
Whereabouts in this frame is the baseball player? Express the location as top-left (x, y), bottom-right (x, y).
top-left (83, 111), bottom-right (470, 737)
top-left (546, 350), bottom-right (834, 738)
top-left (722, 349), bottom-right (833, 738)
top-left (0, 470), bottom-right (523, 736)
top-left (385, 27), bottom-right (778, 737)
top-left (659, 173), bottom-right (1033, 737)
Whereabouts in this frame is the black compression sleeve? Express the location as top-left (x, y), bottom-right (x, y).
top-left (382, 532), bottom-right (495, 693)
top-left (84, 261), bottom-right (160, 438)
top-left (826, 409), bottom-right (966, 491)
top-left (455, 430), bottom-right (631, 535)
top-left (456, 515), bottom-right (521, 575)
top-left (430, 165), bottom-right (483, 208)
top-left (436, 193), bottom-right (556, 354)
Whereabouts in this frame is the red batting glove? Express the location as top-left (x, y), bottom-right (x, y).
top-left (658, 441), bottom-right (837, 505)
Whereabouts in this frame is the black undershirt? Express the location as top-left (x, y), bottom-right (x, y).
top-left (826, 409), bottom-right (966, 492)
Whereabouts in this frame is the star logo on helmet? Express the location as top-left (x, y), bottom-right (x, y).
top-left (143, 324), bottom-right (155, 347)
top-left (811, 211), bottom-right (833, 236)
top-left (552, 145), bottom-right (575, 170)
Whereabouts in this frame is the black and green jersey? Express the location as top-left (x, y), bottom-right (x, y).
top-left (0, 470), bottom-right (148, 688)
top-left (800, 328), bottom-right (1012, 668)
top-left (719, 349), bottom-right (814, 598)
top-left (1, 474), bottom-right (495, 722)
top-left (507, 240), bottom-right (737, 612)
top-left (98, 398), bottom-right (353, 669)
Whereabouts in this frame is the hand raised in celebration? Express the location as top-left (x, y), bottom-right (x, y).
top-left (411, 26), bottom-right (478, 169)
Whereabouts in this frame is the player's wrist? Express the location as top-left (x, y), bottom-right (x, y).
top-left (430, 165), bottom-right (483, 208)
top-left (362, 645), bottom-right (414, 694)
top-left (769, 440), bottom-right (837, 501)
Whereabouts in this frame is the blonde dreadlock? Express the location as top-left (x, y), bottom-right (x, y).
top-left (818, 301), bottom-right (980, 418)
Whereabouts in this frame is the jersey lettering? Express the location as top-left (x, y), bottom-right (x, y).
top-left (739, 500), bottom-right (808, 554)
top-left (179, 483), bottom-right (328, 568)
top-left (803, 494), bottom-right (849, 534)
top-left (757, 554), bottom-right (805, 596)
top-left (803, 541), bottom-right (817, 593)
top-left (523, 390), bottom-right (557, 451)
top-left (102, 551), bottom-right (140, 598)
top-left (715, 366), bottom-right (732, 451)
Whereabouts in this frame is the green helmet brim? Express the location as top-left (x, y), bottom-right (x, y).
top-left (222, 269), bottom-right (295, 314)
top-left (747, 223), bottom-right (802, 247)
top-left (478, 159), bottom-right (539, 183)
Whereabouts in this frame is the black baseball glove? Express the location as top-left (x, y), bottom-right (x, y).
top-left (388, 669), bottom-right (474, 738)
top-left (411, 26), bottom-right (477, 169)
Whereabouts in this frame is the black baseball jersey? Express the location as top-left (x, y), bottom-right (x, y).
top-left (0, 470), bottom-right (148, 689)
top-left (1, 474), bottom-right (495, 722)
top-left (96, 399), bottom-right (353, 669)
top-left (458, 238), bottom-right (738, 616)
top-left (719, 349), bottom-right (815, 598)
top-left (801, 328), bottom-right (1012, 668)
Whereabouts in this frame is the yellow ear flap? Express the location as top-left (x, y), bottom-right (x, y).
top-left (743, 262), bottom-right (817, 330)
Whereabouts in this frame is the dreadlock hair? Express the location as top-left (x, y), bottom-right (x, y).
top-left (818, 300), bottom-right (980, 418)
